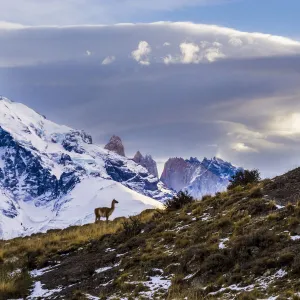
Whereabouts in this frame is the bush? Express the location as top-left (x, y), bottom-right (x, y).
top-left (165, 191), bottom-right (194, 210)
top-left (122, 216), bottom-right (143, 237)
top-left (228, 169), bottom-right (261, 189)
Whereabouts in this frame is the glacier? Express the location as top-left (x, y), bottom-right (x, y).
top-left (0, 97), bottom-right (172, 239)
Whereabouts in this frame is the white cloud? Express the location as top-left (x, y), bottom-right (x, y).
top-left (228, 36), bottom-right (243, 47)
top-left (270, 113), bottom-right (300, 137)
top-left (204, 46), bottom-right (225, 62)
top-left (163, 42), bottom-right (171, 46)
top-left (102, 56), bottom-right (116, 65)
top-left (131, 41), bottom-right (152, 65)
top-left (232, 142), bottom-right (258, 153)
top-left (163, 40), bottom-right (225, 64)
top-left (180, 42), bottom-right (201, 63)
top-left (1, 22), bottom-right (300, 68)
top-left (86, 50), bottom-right (92, 56)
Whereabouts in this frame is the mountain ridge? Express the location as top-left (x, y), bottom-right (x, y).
top-left (161, 156), bottom-right (241, 198)
top-left (0, 97), bottom-right (172, 239)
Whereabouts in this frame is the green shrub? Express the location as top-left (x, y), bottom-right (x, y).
top-left (228, 169), bottom-right (261, 189)
top-left (165, 191), bottom-right (194, 210)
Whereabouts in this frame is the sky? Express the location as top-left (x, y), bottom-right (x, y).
top-left (0, 0), bottom-right (299, 177)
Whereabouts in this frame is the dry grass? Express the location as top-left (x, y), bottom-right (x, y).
top-left (0, 210), bottom-right (157, 299)
top-left (1, 209), bottom-right (157, 265)
top-left (1, 221), bottom-right (122, 263)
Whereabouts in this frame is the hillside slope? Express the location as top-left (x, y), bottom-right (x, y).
top-left (2, 168), bottom-right (300, 299)
top-left (0, 97), bottom-right (171, 239)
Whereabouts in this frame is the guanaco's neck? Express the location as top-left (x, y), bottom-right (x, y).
top-left (111, 201), bottom-right (115, 210)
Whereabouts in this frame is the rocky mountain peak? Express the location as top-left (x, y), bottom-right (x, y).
top-left (104, 135), bottom-right (125, 157)
top-left (160, 158), bottom-right (191, 192)
top-left (133, 151), bottom-right (143, 162)
top-left (133, 151), bottom-right (159, 178)
top-left (161, 156), bottom-right (240, 198)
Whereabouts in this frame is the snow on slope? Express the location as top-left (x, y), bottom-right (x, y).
top-left (1, 178), bottom-right (164, 239)
top-left (0, 97), bottom-right (171, 239)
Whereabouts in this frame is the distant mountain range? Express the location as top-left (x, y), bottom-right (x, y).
top-left (0, 97), bottom-right (240, 239)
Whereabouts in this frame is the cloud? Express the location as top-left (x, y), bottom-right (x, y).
top-left (86, 50), bottom-right (92, 56)
top-left (228, 36), bottom-right (243, 47)
top-left (1, 22), bottom-right (300, 177)
top-left (131, 41), bottom-right (152, 65)
top-left (1, 22), bottom-right (300, 67)
top-left (180, 42), bottom-right (201, 63)
top-left (0, 0), bottom-right (233, 26)
top-left (102, 56), bottom-right (116, 65)
top-left (232, 142), bottom-right (258, 153)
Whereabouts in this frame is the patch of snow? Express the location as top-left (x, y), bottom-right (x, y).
top-left (209, 283), bottom-right (255, 295)
top-left (116, 252), bottom-right (128, 257)
top-left (184, 272), bottom-right (196, 280)
top-left (152, 268), bottom-right (163, 274)
top-left (219, 238), bottom-right (229, 249)
top-left (290, 235), bottom-right (300, 241)
top-left (128, 276), bottom-right (172, 298)
top-left (105, 248), bottom-right (116, 252)
top-left (100, 279), bottom-right (114, 287)
top-left (200, 213), bottom-right (211, 221)
top-left (28, 281), bottom-right (62, 299)
top-left (209, 269), bottom-right (287, 296)
top-left (275, 204), bottom-right (284, 209)
top-left (85, 294), bottom-right (101, 300)
top-left (95, 266), bottom-right (113, 274)
top-left (95, 262), bottom-right (120, 274)
top-left (30, 265), bottom-right (59, 278)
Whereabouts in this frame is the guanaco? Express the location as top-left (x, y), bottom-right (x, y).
top-left (94, 199), bottom-right (119, 223)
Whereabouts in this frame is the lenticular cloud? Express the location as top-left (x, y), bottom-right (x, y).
top-left (1, 22), bottom-right (300, 67)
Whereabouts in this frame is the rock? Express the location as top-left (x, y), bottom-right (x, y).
top-left (104, 135), bottom-right (125, 156)
top-left (161, 156), bottom-right (240, 198)
top-left (133, 151), bottom-right (159, 178)
top-left (160, 157), bottom-right (193, 192)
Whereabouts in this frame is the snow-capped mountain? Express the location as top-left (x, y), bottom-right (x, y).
top-left (0, 97), bottom-right (172, 239)
top-left (161, 156), bottom-right (240, 198)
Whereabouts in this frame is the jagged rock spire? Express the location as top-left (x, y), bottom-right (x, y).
top-left (104, 135), bottom-right (125, 156)
top-left (133, 151), bottom-right (159, 178)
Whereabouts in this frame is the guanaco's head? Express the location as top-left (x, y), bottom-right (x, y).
top-left (112, 199), bottom-right (119, 204)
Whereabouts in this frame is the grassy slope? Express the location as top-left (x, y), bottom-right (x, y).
top-left (2, 169), bottom-right (300, 299)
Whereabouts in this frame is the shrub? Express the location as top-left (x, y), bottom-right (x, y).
top-left (278, 251), bottom-right (295, 266)
top-left (292, 254), bottom-right (300, 275)
top-left (165, 191), bottom-right (194, 210)
top-left (201, 253), bottom-right (233, 274)
top-left (122, 216), bottom-right (143, 237)
top-left (228, 169), bottom-right (261, 189)
top-left (202, 194), bottom-right (212, 201)
top-left (249, 187), bottom-right (263, 198)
